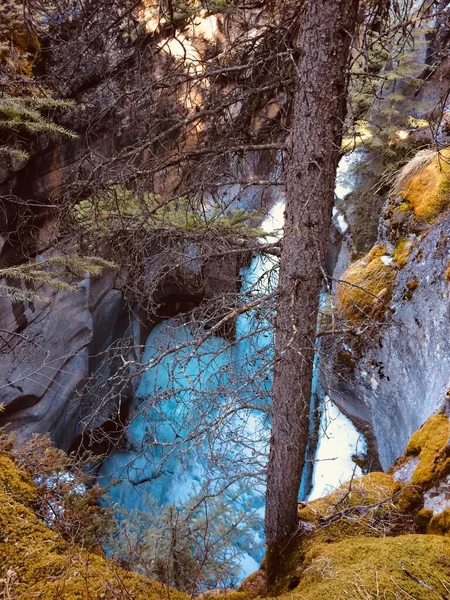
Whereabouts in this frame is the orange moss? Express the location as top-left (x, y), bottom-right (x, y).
top-left (397, 147), bottom-right (450, 221)
top-left (445, 260), bottom-right (450, 281)
top-left (337, 245), bottom-right (397, 324)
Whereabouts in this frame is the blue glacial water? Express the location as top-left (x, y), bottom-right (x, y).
top-left (99, 155), bottom-right (367, 582)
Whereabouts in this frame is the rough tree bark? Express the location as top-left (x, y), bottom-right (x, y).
top-left (265, 0), bottom-right (360, 588)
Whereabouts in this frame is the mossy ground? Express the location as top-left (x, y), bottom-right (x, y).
top-left (337, 245), bottom-right (397, 324)
top-left (0, 454), bottom-right (189, 600)
top-left (287, 535), bottom-right (450, 600)
top-left (0, 454), bottom-right (38, 505)
top-left (2, 410), bottom-right (449, 600)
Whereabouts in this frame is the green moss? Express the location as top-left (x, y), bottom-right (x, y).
top-left (337, 245), bottom-right (397, 324)
top-left (284, 535), bottom-right (450, 600)
top-left (296, 472), bottom-right (413, 550)
top-left (405, 411), bottom-right (450, 488)
top-left (393, 237), bottom-right (413, 268)
top-left (0, 456), bottom-right (189, 600)
top-left (0, 454), bottom-right (38, 505)
top-left (264, 414), bottom-right (450, 599)
top-left (299, 473), bottom-right (396, 525)
top-left (393, 483), bottom-right (423, 514)
top-left (397, 201), bottom-right (411, 213)
top-left (415, 508), bottom-right (433, 530)
top-left (428, 508), bottom-right (450, 535)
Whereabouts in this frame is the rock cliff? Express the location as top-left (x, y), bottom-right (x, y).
top-left (331, 147), bottom-right (450, 469)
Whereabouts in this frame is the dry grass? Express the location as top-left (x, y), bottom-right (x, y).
top-left (391, 148), bottom-right (437, 197)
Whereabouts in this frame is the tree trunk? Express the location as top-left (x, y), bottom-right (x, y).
top-left (265, 0), bottom-right (360, 588)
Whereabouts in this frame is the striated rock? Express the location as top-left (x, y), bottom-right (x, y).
top-left (332, 144), bottom-right (450, 471)
top-left (0, 271), bottom-right (116, 449)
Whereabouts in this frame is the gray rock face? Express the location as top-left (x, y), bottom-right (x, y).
top-left (331, 214), bottom-right (450, 470)
top-left (0, 243), bottom-right (246, 450)
top-left (0, 272), bottom-right (117, 449)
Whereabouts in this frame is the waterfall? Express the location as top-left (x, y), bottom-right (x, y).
top-left (99, 156), bottom-right (366, 584)
top-left (98, 202), bottom-right (284, 580)
top-left (307, 150), bottom-right (368, 499)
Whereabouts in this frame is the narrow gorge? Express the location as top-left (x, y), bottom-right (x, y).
top-left (1, 1), bottom-right (450, 598)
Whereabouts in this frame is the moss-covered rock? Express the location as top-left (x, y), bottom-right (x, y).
top-left (427, 507), bottom-right (450, 535)
top-left (217, 414), bottom-right (450, 600)
top-left (272, 414), bottom-right (450, 596)
top-left (389, 411), bottom-right (450, 535)
top-left (286, 535), bottom-right (450, 600)
top-left (337, 245), bottom-right (397, 324)
top-left (402, 411), bottom-right (450, 488)
top-left (393, 236), bottom-right (414, 268)
top-left (394, 147), bottom-right (450, 221)
top-left (414, 507), bottom-right (434, 530)
top-left (0, 454), bottom-right (188, 600)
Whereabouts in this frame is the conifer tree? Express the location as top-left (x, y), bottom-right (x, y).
top-left (265, 0), bottom-right (360, 588)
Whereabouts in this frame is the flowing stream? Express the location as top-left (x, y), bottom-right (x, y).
top-left (99, 154), bottom-right (367, 582)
